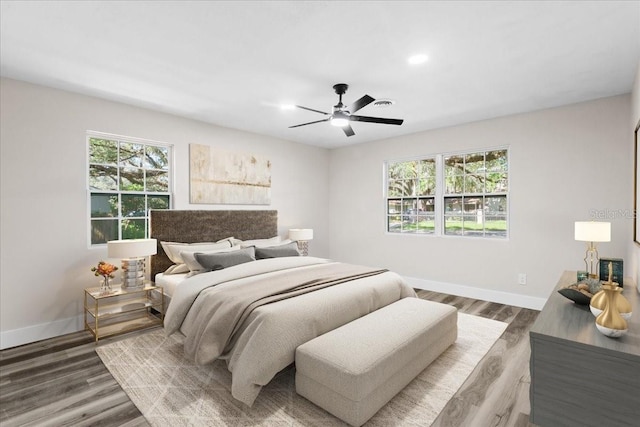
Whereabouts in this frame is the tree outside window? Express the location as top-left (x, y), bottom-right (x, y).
top-left (88, 136), bottom-right (172, 245)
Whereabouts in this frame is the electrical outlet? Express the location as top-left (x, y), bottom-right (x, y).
top-left (518, 273), bottom-right (527, 285)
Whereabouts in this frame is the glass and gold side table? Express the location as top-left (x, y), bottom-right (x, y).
top-left (84, 283), bottom-right (164, 342)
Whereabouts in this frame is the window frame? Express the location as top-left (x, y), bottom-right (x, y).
top-left (384, 146), bottom-right (509, 239)
top-left (87, 131), bottom-right (174, 247)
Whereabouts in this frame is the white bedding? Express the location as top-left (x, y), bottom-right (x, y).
top-left (154, 272), bottom-right (187, 297)
top-left (164, 257), bottom-right (416, 406)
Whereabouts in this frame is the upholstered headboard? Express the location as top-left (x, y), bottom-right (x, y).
top-left (149, 210), bottom-right (278, 278)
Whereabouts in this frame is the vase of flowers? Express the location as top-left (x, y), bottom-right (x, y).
top-left (92, 261), bottom-right (118, 295)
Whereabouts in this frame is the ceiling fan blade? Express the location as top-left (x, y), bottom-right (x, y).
top-left (288, 118), bottom-right (330, 128)
top-left (348, 95), bottom-right (374, 113)
top-left (295, 105), bottom-right (330, 115)
top-left (350, 115), bottom-right (404, 125)
top-left (342, 123), bottom-right (355, 137)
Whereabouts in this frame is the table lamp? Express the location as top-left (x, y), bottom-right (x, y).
top-left (574, 221), bottom-right (610, 278)
top-left (107, 238), bottom-right (157, 289)
top-left (289, 229), bottom-right (313, 256)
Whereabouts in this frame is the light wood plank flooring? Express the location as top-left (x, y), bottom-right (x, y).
top-left (0, 291), bottom-right (538, 427)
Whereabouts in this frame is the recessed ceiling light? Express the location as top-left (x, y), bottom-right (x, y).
top-left (280, 104), bottom-right (296, 111)
top-left (408, 54), bottom-right (428, 65)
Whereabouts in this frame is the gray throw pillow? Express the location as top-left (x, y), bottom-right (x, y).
top-left (255, 242), bottom-right (301, 259)
top-left (195, 247), bottom-right (256, 271)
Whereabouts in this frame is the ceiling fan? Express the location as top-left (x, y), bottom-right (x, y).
top-left (289, 83), bottom-right (404, 137)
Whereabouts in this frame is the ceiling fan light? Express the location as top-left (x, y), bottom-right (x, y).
top-left (330, 117), bottom-right (349, 127)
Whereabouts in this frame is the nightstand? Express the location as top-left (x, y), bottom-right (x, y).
top-left (84, 283), bottom-right (164, 342)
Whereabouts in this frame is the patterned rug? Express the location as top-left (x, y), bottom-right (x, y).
top-left (96, 312), bottom-right (506, 426)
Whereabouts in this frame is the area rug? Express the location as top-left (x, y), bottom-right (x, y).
top-left (96, 312), bottom-right (506, 426)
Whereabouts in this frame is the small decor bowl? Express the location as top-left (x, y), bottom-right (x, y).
top-left (558, 279), bottom-right (601, 305)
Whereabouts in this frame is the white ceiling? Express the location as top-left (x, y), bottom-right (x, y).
top-left (1, 1), bottom-right (639, 149)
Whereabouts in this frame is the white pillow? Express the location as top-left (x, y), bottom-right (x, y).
top-left (161, 241), bottom-right (232, 264)
top-left (164, 264), bottom-right (190, 275)
top-left (181, 246), bottom-right (242, 276)
top-left (240, 236), bottom-right (292, 248)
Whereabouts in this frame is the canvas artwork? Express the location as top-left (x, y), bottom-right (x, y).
top-left (190, 144), bottom-right (271, 205)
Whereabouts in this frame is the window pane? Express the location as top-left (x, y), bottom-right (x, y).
top-left (388, 162), bottom-right (404, 180)
top-left (403, 161), bottom-right (418, 179)
top-left (89, 138), bottom-right (118, 165)
top-left (464, 152), bottom-right (484, 173)
top-left (120, 143), bottom-right (144, 167)
top-left (444, 197), bottom-right (462, 215)
top-left (486, 172), bottom-right (508, 193)
top-left (444, 215), bottom-right (463, 235)
top-left (91, 193), bottom-right (118, 218)
top-left (418, 198), bottom-right (435, 213)
top-left (419, 159), bottom-right (435, 176)
top-left (122, 218), bottom-right (146, 239)
top-left (464, 175), bottom-right (483, 194)
top-left (119, 167), bottom-right (144, 191)
top-left (149, 195), bottom-right (170, 210)
top-left (388, 199), bottom-right (401, 214)
top-left (463, 214), bottom-right (483, 236)
top-left (402, 215), bottom-right (417, 232)
top-left (416, 214), bottom-right (435, 233)
top-left (402, 199), bottom-right (416, 214)
top-left (91, 219), bottom-right (118, 244)
top-left (444, 155), bottom-right (464, 177)
top-left (445, 175), bottom-right (464, 194)
top-left (486, 149), bottom-right (508, 172)
top-left (145, 146), bottom-right (169, 170)
top-left (388, 215), bottom-right (401, 232)
top-left (388, 180), bottom-right (402, 197)
top-left (146, 170), bottom-right (169, 192)
top-left (463, 197), bottom-right (483, 214)
top-left (89, 165), bottom-right (118, 190)
top-left (485, 196), bottom-right (507, 237)
top-left (122, 194), bottom-right (146, 218)
top-left (417, 177), bottom-right (435, 196)
top-left (399, 179), bottom-right (416, 197)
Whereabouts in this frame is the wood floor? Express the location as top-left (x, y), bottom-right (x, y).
top-left (0, 291), bottom-right (539, 427)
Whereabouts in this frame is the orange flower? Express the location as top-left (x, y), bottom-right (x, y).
top-left (91, 261), bottom-right (118, 279)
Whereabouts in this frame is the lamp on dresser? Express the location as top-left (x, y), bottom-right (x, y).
top-left (574, 221), bottom-right (610, 278)
top-left (289, 229), bottom-right (313, 256)
top-left (107, 238), bottom-right (157, 289)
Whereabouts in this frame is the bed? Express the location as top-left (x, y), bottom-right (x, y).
top-left (150, 210), bottom-right (416, 406)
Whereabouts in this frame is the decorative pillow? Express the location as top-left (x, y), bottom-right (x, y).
top-left (240, 236), bottom-right (292, 248)
top-left (195, 247), bottom-right (256, 272)
top-left (255, 242), bottom-right (301, 259)
top-left (181, 246), bottom-right (242, 276)
top-left (164, 264), bottom-right (190, 275)
top-left (216, 236), bottom-right (243, 246)
top-left (160, 241), bottom-right (231, 264)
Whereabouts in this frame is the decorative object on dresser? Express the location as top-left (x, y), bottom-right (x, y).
top-left (289, 228), bottom-right (313, 256)
top-left (594, 284), bottom-right (628, 337)
top-left (529, 271), bottom-right (640, 427)
top-left (107, 238), bottom-right (157, 289)
top-left (589, 261), bottom-right (632, 320)
top-left (90, 260), bottom-right (118, 295)
top-left (574, 221), bottom-right (611, 278)
top-left (598, 257), bottom-right (623, 286)
top-left (557, 277), bottom-right (600, 305)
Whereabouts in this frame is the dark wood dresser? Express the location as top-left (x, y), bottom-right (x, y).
top-left (529, 271), bottom-right (640, 427)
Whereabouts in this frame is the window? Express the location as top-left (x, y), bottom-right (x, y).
top-left (387, 158), bottom-right (436, 233)
top-left (385, 148), bottom-right (508, 238)
top-left (88, 134), bottom-right (172, 245)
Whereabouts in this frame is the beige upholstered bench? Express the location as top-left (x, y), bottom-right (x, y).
top-left (295, 297), bottom-right (457, 427)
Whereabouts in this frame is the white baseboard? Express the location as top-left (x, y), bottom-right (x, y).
top-left (0, 315), bottom-right (84, 350)
top-left (404, 276), bottom-right (546, 310)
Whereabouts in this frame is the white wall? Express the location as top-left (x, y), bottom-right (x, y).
top-left (329, 95), bottom-right (632, 308)
top-left (0, 77), bottom-right (330, 349)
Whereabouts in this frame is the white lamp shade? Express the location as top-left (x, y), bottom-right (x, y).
top-left (289, 229), bottom-right (313, 241)
top-left (574, 222), bottom-right (611, 242)
top-left (107, 238), bottom-right (158, 258)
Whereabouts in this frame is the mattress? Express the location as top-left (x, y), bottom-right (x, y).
top-left (155, 272), bottom-right (187, 297)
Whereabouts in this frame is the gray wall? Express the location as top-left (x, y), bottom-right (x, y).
top-left (329, 95), bottom-right (632, 307)
top-left (0, 77), bottom-right (330, 348)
